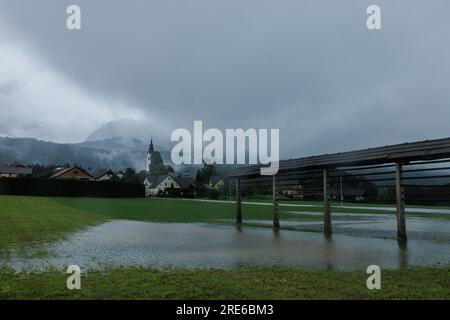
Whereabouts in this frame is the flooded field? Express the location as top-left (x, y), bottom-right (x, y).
top-left (3, 217), bottom-right (450, 271)
top-left (240, 213), bottom-right (450, 242)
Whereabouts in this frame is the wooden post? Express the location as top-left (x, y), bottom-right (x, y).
top-left (236, 177), bottom-right (242, 224)
top-left (272, 175), bottom-right (280, 228)
top-left (323, 169), bottom-right (332, 235)
top-left (395, 162), bottom-right (407, 241)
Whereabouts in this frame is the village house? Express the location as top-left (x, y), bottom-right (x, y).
top-left (91, 169), bottom-right (115, 181)
top-left (115, 171), bottom-right (125, 179)
top-left (330, 186), bottom-right (368, 202)
top-left (144, 173), bottom-right (196, 196)
top-left (209, 176), bottom-right (225, 190)
top-left (278, 179), bottom-right (304, 199)
top-left (49, 166), bottom-right (92, 180)
top-left (0, 162), bottom-right (32, 178)
top-left (144, 174), bottom-right (180, 196)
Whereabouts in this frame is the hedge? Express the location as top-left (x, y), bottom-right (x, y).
top-left (0, 178), bottom-right (145, 198)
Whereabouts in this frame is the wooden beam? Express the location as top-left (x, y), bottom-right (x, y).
top-left (395, 162), bottom-right (407, 241)
top-left (236, 177), bottom-right (242, 224)
top-left (272, 175), bottom-right (280, 228)
top-left (323, 169), bottom-right (332, 235)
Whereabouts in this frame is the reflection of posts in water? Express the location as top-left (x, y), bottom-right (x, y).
top-left (395, 162), bottom-right (407, 242)
top-left (323, 234), bottom-right (334, 270)
top-left (235, 177), bottom-right (242, 224)
top-left (397, 240), bottom-right (408, 268)
top-left (272, 227), bottom-right (280, 239)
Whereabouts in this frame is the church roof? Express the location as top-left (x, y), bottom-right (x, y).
top-left (0, 166), bottom-right (32, 175)
top-left (49, 166), bottom-right (92, 179)
top-left (175, 176), bottom-right (196, 189)
top-left (145, 174), bottom-right (175, 188)
top-left (92, 169), bottom-right (114, 179)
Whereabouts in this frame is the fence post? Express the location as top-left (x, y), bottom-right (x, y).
top-left (236, 177), bottom-right (242, 224)
top-left (395, 162), bottom-right (407, 241)
top-left (273, 175), bottom-right (280, 228)
top-left (323, 169), bottom-right (332, 235)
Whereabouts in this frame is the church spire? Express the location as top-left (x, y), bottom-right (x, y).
top-left (149, 137), bottom-right (154, 152)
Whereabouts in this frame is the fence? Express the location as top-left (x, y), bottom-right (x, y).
top-left (0, 178), bottom-right (145, 198)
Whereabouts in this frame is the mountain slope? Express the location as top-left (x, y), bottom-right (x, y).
top-left (0, 137), bottom-right (172, 171)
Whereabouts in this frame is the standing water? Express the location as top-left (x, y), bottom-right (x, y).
top-left (2, 219), bottom-right (450, 271)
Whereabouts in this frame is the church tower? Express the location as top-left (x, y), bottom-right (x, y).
top-left (147, 138), bottom-right (154, 173)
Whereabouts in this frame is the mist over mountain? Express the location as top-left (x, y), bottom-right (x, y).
top-left (85, 119), bottom-right (168, 144)
top-left (0, 136), bottom-right (172, 171)
top-left (0, 130), bottom-right (15, 138)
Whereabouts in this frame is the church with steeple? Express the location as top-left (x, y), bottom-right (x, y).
top-left (146, 137), bottom-right (169, 174)
top-left (143, 137), bottom-right (194, 197)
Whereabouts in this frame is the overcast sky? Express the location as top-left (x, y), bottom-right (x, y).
top-left (1, 0), bottom-right (450, 158)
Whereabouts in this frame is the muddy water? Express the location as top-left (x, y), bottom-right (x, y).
top-left (3, 220), bottom-right (449, 271)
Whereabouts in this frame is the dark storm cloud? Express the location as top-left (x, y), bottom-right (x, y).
top-left (0, 0), bottom-right (450, 156)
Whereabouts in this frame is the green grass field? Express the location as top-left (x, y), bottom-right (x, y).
top-left (0, 196), bottom-right (106, 252)
top-left (1, 266), bottom-right (448, 300)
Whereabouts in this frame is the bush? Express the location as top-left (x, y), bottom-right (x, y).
top-left (0, 178), bottom-right (145, 198)
top-left (208, 189), bottom-right (220, 200)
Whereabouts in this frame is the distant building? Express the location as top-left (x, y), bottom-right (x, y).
top-left (176, 176), bottom-right (196, 195)
top-left (0, 162), bottom-right (32, 178)
top-left (143, 173), bottom-right (196, 197)
top-left (209, 176), bottom-right (225, 190)
top-left (115, 171), bottom-right (125, 179)
top-left (330, 186), bottom-right (367, 202)
top-left (144, 174), bottom-right (181, 196)
top-left (143, 137), bottom-right (195, 196)
top-left (49, 166), bottom-right (92, 180)
top-left (278, 180), bottom-right (303, 199)
top-left (164, 165), bottom-right (174, 173)
top-left (91, 169), bottom-right (116, 181)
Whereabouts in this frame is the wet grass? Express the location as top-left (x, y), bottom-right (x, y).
top-left (53, 197), bottom-right (308, 222)
top-left (55, 196), bottom-right (450, 220)
top-left (0, 195), bottom-right (380, 254)
top-left (0, 266), bottom-right (448, 300)
top-left (0, 196), bottom-right (107, 253)
top-left (1, 195), bottom-right (448, 253)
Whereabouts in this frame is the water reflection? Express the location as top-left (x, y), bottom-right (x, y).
top-left (323, 235), bottom-right (335, 270)
top-left (397, 241), bottom-right (409, 268)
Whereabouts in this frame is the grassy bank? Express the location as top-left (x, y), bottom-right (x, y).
top-left (0, 196), bottom-right (106, 251)
top-left (0, 266), bottom-right (448, 300)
